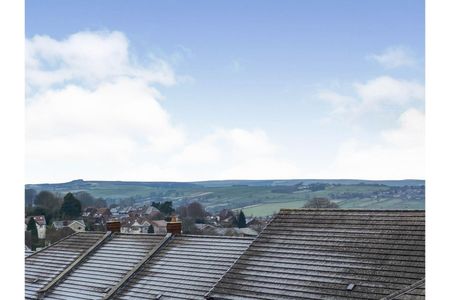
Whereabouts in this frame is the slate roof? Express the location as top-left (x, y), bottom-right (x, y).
top-left (151, 220), bottom-right (167, 228)
top-left (26, 215), bottom-right (47, 226)
top-left (113, 235), bottom-right (253, 299)
top-left (206, 209), bottom-right (425, 300)
top-left (25, 209), bottom-right (425, 300)
top-left (25, 245), bottom-right (33, 257)
top-left (52, 219), bottom-right (86, 230)
top-left (42, 234), bottom-right (166, 300)
top-left (25, 232), bottom-right (106, 299)
top-left (34, 215), bottom-right (47, 226)
top-left (25, 232), bottom-right (253, 300)
top-left (381, 278), bottom-right (425, 300)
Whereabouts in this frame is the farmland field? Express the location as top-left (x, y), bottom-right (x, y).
top-left (241, 199), bottom-right (309, 216)
top-left (26, 179), bottom-right (425, 216)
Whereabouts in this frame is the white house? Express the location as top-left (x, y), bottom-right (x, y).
top-left (120, 218), bottom-right (167, 234)
top-left (52, 219), bottom-right (86, 232)
top-left (25, 215), bottom-right (47, 239)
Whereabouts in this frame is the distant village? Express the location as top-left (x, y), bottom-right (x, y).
top-left (25, 190), bottom-right (269, 251)
top-left (24, 183), bottom-right (424, 251)
top-left (24, 187), bottom-right (425, 299)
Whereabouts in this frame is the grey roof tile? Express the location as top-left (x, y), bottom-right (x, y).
top-left (25, 232), bottom-right (105, 299)
top-left (206, 209), bottom-right (425, 300)
top-left (25, 232), bottom-right (253, 300)
top-left (42, 233), bottom-right (166, 300)
top-left (381, 278), bottom-right (425, 300)
top-left (113, 235), bottom-right (253, 300)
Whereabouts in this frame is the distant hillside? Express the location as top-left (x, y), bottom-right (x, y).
top-left (26, 179), bottom-right (425, 216)
top-left (195, 179), bottom-right (425, 187)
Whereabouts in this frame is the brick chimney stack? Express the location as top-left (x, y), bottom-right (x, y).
top-left (106, 220), bottom-right (121, 233)
top-left (166, 215), bottom-right (182, 235)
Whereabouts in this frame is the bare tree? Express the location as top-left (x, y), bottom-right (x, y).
top-left (303, 197), bottom-right (339, 208)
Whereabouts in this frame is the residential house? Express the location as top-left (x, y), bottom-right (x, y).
top-left (150, 219), bottom-right (167, 234)
top-left (52, 219), bottom-right (86, 232)
top-left (82, 207), bottom-right (111, 223)
top-left (127, 205), bottom-right (161, 219)
top-left (245, 217), bottom-right (269, 233)
top-left (143, 205), bottom-right (160, 218)
top-left (25, 215), bottom-right (47, 239)
top-left (194, 224), bottom-right (259, 237)
top-left (120, 217), bottom-right (167, 234)
top-left (82, 207), bottom-right (97, 217)
top-left (93, 208), bottom-right (111, 223)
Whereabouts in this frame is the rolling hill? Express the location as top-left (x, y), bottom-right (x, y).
top-left (26, 179), bottom-right (425, 216)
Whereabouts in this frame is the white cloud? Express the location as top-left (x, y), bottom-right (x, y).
top-left (355, 76), bottom-right (424, 111)
top-left (317, 73), bottom-right (425, 179)
top-left (318, 90), bottom-right (357, 115)
top-left (325, 108), bottom-right (425, 179)
top-left (170, 129), bottom-right (299, 179)
top-left (369, 46), bottom-right (416, 68)
top-left (26, 31), bottom-right (176, 94)
top-left (26, 31), bottom-right (425, 182)
top-left (381, 108), bottom-right (425, 147)
top-left (319, 76), bottom-right (424, 118)
top-left (26, 78), bottom-right (186, 152)
top-left (26, 31), bottom-right (294, 182)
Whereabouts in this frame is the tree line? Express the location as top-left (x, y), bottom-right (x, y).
top-left (25, 189), bottom-right (108, 223)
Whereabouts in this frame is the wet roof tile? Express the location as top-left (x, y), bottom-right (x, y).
top-left (206, 209), bottom-right (425, 300)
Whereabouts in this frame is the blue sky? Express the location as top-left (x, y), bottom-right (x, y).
top-left (25, 0), bottom-right (425, 182)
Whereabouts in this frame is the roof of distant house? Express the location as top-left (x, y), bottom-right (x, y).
top-left (96, 207), bottom-right (110, 215)
top-left (195, 225), bottom-right (259, 237)
top-left (119, 216), bottom-right (166, 228)
top-left (26, 215), bottom-right (47, 226)
top-left (52, 219), bottom-right (85, 229)
top-left (150, 220), bottom-right (167, 227)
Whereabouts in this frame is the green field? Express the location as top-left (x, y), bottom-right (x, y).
top-left (241, 199), bottom-right (309, 216)
top-left (26, 179), bottom-right (425, 216)
top-left (239, 198), bottom-right (424, 217)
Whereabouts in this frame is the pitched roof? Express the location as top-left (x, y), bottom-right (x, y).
top-left (96, 208), bottom-right (110, 215)
top-left (53, 219), bottom-right (85, 229)
top-left (25, 232), bottom-right (106, 299)
top-left (206, 209), bottom-right (425, 300)
top-left (25, 232), bottom-right (253, 300)
top-left (150, 220), bottom-right (167, 227)
top-left (194, 225), bottom-right (259, 237)
top-left (26, 215), bottom-right (47, 226)
top-left (25, 245), bottom-right (33, 257)
top-left (144, 206), bottom-right (160, 214)
top-left (381, 278), bottom-right (425, 300)
top-left (113, 235), bottom-right (253, 299)
top-left (34, 215), bottom-right (47, 226)
top-left (41, 234), bottom-right (166, 300)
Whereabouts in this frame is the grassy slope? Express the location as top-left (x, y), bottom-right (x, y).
top-left (26, 179), bottom-right (425, 216)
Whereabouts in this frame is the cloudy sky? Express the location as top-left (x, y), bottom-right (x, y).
top-left (25, 0), bottom-right (424, 183)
